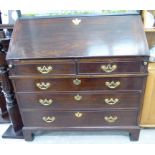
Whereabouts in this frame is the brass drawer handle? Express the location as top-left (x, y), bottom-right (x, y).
top-left (104, 115), bottom-right (118, 123)
top-left (37, 66), bottom-right (53, 74)
top-left (105, 81), bottom-right (120, 89)
top-left (74, 94), bottom-right (82, 101)
top-left (42, 116), bottom-right (56, 123)
top-left (75, 112), bottom-right (83, 118)
top-left (104, 98), bottom-right (119, 105)
top-left (36, 82), bottom-right (51, 90)
top-left (101, 64), bottom-right (117, 73)
top-left (39, 99), bottom-right (53, 106)
top-left (73, 79), bottom-right (81, 86)
top-left (72, 18), bottom-right (81, 25)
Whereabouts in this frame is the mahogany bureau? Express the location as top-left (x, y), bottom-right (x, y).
top-left (6, 15), bottom-right (149, 141)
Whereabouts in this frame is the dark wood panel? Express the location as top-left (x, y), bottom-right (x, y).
top-left (21, 110), bottom-right (138, 127)
top-left (7, 15), bottom-right (149, 60)
top-left (16, 92), bottom-right (140, 110)
top-left (13, 77), bottom-right (145, 92)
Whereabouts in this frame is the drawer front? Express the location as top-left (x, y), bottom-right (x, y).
top-left (13, 77), bottom-right (145, 92)
top-left (21, 110), bottom-right (138, 127)
top-left (10, 60), bottom-right (76, 75)
top-left (17, 92), bottom-right (140, 110)
top-left (78, 61), bottom-right (145, 74)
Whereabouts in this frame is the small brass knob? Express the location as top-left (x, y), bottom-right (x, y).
top-left (75, 112), bottom-right (83, 118)
top-left (8, 64), bottom-right (13, 68)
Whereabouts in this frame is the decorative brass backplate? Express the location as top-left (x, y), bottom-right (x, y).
top-left (105, 81), bottom-right (120, 89)
top-left (42, 116), bottom-right (56, 123)
top-left (37, 66), bottom-right (53, 74)
top-left (101, 64), bottom-right (117, 73)
top-left (104, 98), bottom-right (119, 105)
top-left (104, 115), bottom-right (118, 123)
top-left (39, 99), bottom-right (53, 106)
top-left (36, 82), bottom-right (51, 90)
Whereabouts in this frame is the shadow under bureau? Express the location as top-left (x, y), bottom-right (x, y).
top-left (6, 15), bottom-right (149, 141)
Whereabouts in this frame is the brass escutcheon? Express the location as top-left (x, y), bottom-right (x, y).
top-left (75, 112), bottom-right (83, 118)
top-left (73, 79), bottom-right (81, 86)
top-left (74, 94), bottom-right (82, 101)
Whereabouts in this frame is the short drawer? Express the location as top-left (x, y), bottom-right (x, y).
top-left (17, 92), bottom-right (140, 110)
top-left (13, 77), bottom-right (145, 92)
top-left (21, 110), bottom-right (138, 127)
top-left (78, 60), bottom-right (146, 74)
top-left (9, 60), bottom-right (76, 75)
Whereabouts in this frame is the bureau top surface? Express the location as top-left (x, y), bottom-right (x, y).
top-left (7, 15), bottom-right (149, 60)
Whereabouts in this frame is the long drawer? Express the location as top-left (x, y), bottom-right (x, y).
top-left (17, 92), bottom-right (140, 110)
top-left (21, 110), bottom-right (138, 127)
top-left (13, 77), bottom-right (145, 92)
